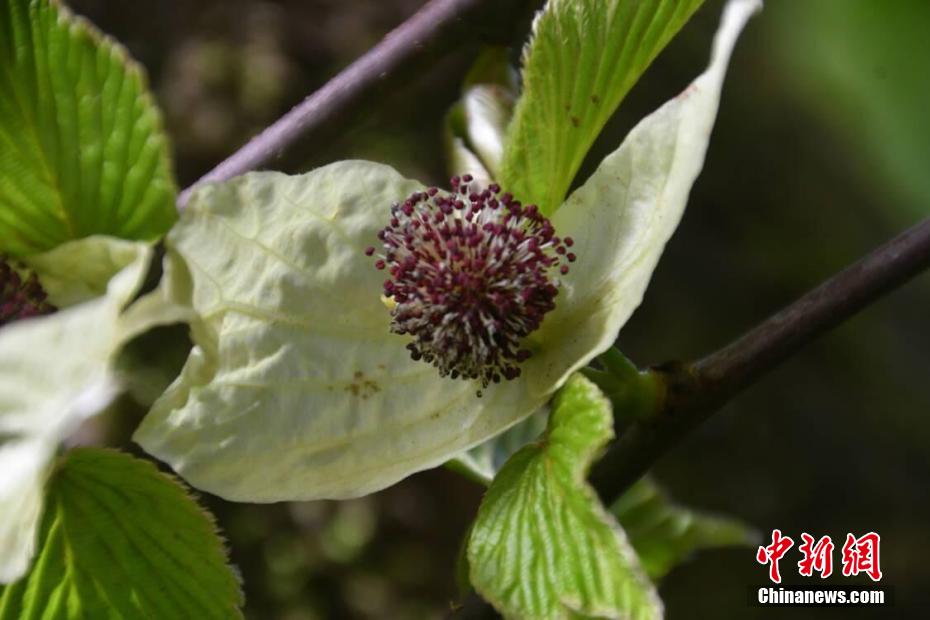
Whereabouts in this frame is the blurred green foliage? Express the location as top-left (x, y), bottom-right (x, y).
top-left (775, 0), bottom-right (930, 224)
top-left (70, 0), bottom-right (930, 617)
top-left (611, 477), bottom-right (757, 581)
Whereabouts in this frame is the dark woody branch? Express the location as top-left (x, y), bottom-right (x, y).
top-left (590, 215), bottom-right (930, 504)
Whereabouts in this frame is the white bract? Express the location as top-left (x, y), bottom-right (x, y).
top-left (135, 0), bottom-right (760, 502)
top-left (0, 237), bottom-right (153, 583)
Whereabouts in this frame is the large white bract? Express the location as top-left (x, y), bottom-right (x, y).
top-left (0, 237), bottom-right (154, 583)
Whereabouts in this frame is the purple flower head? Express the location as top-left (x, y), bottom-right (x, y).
top-left (0, 258), bottom-right (56, 328)
top-left (368, 175), bottom-right (575, 389)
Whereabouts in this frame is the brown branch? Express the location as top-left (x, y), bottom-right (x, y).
top-left (590, 215), bottom-right (930, 504)
top-left (177, 0), bottom-right (542, 208)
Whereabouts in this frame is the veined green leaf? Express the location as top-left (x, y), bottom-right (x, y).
top-left (0, 449), bottom-right (242, 619)
top-left (468, 375), bottom-right (661, 620)
top-left (0, 0), bottom-right (177, 256)
top-left (500, 0), bottom-right (705, 215)
top-left (613, 478), bottom-right (758, 580)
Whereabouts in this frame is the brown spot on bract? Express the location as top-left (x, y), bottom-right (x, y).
top-left (591, 94), bottom-right (600, 104)
top-left (570, 116), bottom-right (580, 127)
top-left (344, 370), bottom-right (381, 400)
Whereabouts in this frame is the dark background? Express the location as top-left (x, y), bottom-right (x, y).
top-left (71, 1), bottom-right (930, 618)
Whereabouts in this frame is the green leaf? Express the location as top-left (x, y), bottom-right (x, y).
top-left (468, 374), bottom-right (661, 620)
top-left (500, 0), bottom-right (705, 214)
top-left (612, 478), bottom-right (758, 580)
top-left (0, 448), bottom-right (242, 618)
top-left (0, 0), bottom-right (177, 257)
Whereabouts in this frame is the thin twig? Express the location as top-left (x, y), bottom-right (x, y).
top-left (177, 0), bottom-right (541, 208)
top-left (590, 216), bottom-right (930, 504)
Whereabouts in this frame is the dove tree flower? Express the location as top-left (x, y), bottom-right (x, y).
top-left (367, 175), bottom-right (576, 391)
top-left (135, 0), bottom-right (761, 502)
